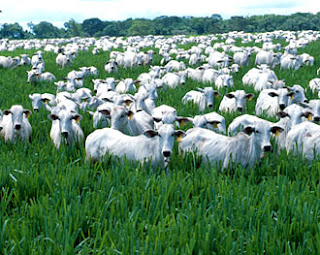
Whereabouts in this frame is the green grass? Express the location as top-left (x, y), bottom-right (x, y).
top-left (1, 37), bottom-right (320, 254)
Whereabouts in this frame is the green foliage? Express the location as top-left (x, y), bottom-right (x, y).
top-left (0, 37), bottom-right (320, 254)
top-left (1, 12), bottom-right (320, 39)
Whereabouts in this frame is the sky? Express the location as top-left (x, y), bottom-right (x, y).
top-left (0, 0), bottom-right (319, 30)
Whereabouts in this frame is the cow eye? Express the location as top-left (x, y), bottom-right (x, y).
top-left (255, 130), bottom-right (260, 134)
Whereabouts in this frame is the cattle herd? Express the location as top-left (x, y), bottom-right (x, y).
top-left (0, 30), bottom-right (320, 173)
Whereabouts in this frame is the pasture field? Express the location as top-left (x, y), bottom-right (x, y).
top-left (1, 36), bottom-right (320, 254)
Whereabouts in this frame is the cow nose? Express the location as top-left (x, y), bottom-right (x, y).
top-left (94, 89), bottom-right (97, 94)
top-left (279, 104), bottom-right (285, 110)
top-left (61, 132), bottom-right (69, 138)
top-left (263, 145), bottom-right (272, 152)
top-left (314, 116), bottom-right (320, 122)
top-left (163, 151), bottom-right (171, 157)
top-left (237, 107), bottom-right (243, 112)
top-left (208, 104), bottom-right (213, 108)
top-left (15, 124), bottom-right (21, 130)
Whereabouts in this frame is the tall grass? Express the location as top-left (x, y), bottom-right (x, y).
top-left (0, 37), bottom-right (320, 254)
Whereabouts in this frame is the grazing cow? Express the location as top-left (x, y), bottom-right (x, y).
top-left (48, 108), bottom-right (84, 149)
top-left (300, 53), bottom-right (314, 66)
top-left (182, 87), bottom-right (220, 112)
top-left (164, 60), bottom-right (186, 71)
top-left (219, 90), bottom-right (254, 113)
top-left (255, 88), bottom-right (294, 116)
top-left (85, 124), bottom-right (184, 170)
top-left (0, 105), bottom-right (32, 143)
top-left (179, 122), bottom-right (283, 170)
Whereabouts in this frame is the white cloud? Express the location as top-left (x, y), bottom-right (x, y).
top-left (0, 0), bottom-right (319, 30)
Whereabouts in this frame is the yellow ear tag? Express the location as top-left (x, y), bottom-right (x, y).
top-left (275, 130), bottom-right (281, 137)
top-left (308, 114), bottom-right (312, 121)
top-left (215, 93), bottom-right (220, 98)
top-left (76, 117), bottom-right (80, 123)
top-left (26, 112), bottom-right (30, 118)
top-left (248, 96), bottom-right (253, 101)
top-left (290, 95), bottom-right (294, 100)
top-left (83, 98), bottom-right (87, 102)
top-left (176, 134), bottom-right (183, 142)
top-left (180, 120), bottom-right (186, 127)
top-left (213, 122), bottom-right (218, 128)
top-left (128, 112), bottom-right (133, 120)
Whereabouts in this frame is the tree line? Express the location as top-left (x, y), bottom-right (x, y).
top-left (1, 12), bottom-right (320, 39)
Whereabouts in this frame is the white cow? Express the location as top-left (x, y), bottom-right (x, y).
top-left (286, 121), bottom-right (320, 160)
top-left (182, 87), bottom-right (220, 112)
top-left (0, 105), bottom-right (32, 143)
top-left (191, 112), bottom-right (226, 134)
top-left (255, 88), bottom-right (294, 116)
top-left (219, 90), bottom-right (254, 113)
top-left (309, 78), bottom-right (320, 93)
top-left (104, 59), bottom-right (118, 73)
top-left (85, 124), bottom-right (184, 170)
top-left (255, 51), bottom-right (281, 68)
top-left (179, 122), bottom-right (283, 170)
top-left (56, 52), bottom-right (72, 69)
top-left (280, 54), bottom-right (302, 70)
top-left (162, 71), bottom-right (187, 89)
top-left (233, 51), bottom-right (251, 66)
top-left (215, 74), bottom-right (234, 89)
top-left (29, 93), bottom-right (56, 112)
top-left (115, 78), bottom-right (136, 93)
top-left (48, 108), bottom-right (84, 149)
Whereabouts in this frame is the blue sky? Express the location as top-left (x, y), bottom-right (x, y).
top-left (0, 0), bottom-right (319, 29)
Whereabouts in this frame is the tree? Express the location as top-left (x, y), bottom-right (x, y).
top-left (82, 18), bottom-right (104, 37)
top-left (0, 23), bottom-right (26, 39)
top-left (127, 19), bottom-right (155, 36)
top-left (32, 21), bottom-right (61, 38)
top-left (64, 19), bottom-right (84, 37)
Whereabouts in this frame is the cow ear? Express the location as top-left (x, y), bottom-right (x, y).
top-left (175, 130), bottom-right (186, 142)
top-left (72, 114), bottom-right (82, 123)
top-left (277, 111), bottom-right (289, 118)
top-left (246, 93), bottom-right (254, 101)
top-left (3, 110), bottom-right (11, 115)
top-left (268, 92), bottom-right (278, 97)
top-left (288, 92), bottom-right (295, 100)
top-left (207, 120), bottom-right (221, 128)
top-left (197, 87), bottom-right (205, 93)
top-left (243, 126), bottom-right (255, 135)
top-left (99, 109), bottom-right (111, 116)
top-left (176, 116), bottom-right (192, 127)
top-left (303, 111), bottom-right (313, 121)
top-left (24, 110), bottom-right (31, 118)
top-left (144, 130), bottom-right (158, 138)
top-left (28, 94), bottom-right (33, 99)
top-left (214, 91), bottom-right (220, 97)
top-left (270, 126), bottom-right (284, 137)
top-left (127, 111), bottom-right (134, 120)
top-left (225, 93), bottom-right (235, 99)
top-left (48, 114), bottom-right (58, 121)
top-left (41, 98), bottom-right (50, 104)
